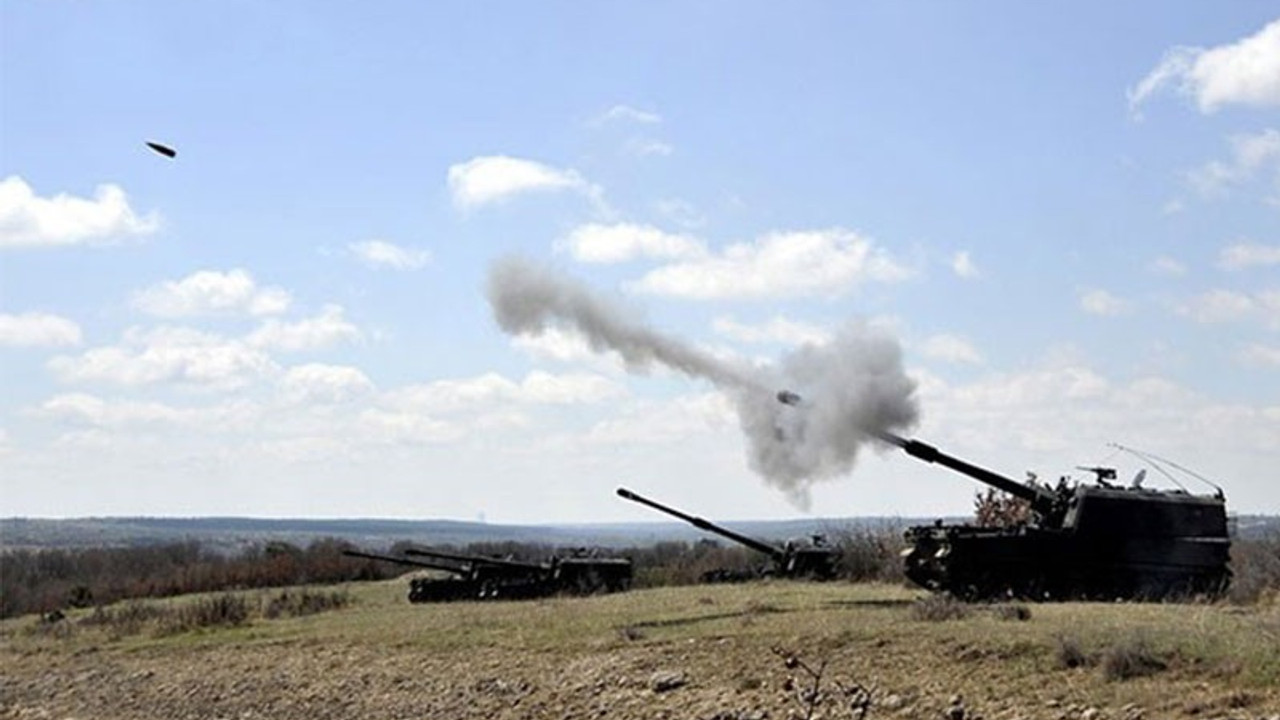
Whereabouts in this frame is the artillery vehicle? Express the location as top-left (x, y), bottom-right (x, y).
top-left (880, 432), bottom-right (1231, 600)
top-left (341, 549), bottom-right (493, 603)
top-left (403, 547), bottom-right (633, 597)
top-left (616, 487), bottom-right (840, 580)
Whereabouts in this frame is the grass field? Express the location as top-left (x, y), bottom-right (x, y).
top-left (3, 579), bottom-right (1278, 719)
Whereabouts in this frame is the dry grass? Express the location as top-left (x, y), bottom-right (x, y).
top-left (2, 580), bottom-right (1279, 719)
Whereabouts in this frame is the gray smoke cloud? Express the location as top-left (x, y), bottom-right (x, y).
top-left (487, 256), bottom-right (919, 508)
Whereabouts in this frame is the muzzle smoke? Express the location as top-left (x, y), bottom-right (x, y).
top-left (487, 257), bottom-right (919, 507)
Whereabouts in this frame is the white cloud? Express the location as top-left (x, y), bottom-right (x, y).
top-left (1187, 129), bottom-right (1280, 198)
top-left (1129, 18), bottom-right (1280, 114)
top-left (280, 364), bottom-right (375, 403)
top-left (247, 305), bottom-right (362, 352)
top-left (583, 392), bottom-right (734, 446)
top-left (447, 155), bottom-right (600, 210)
top-left (48, 326), bottom-right (277, 389)
top-left (133, 269), bottom-right (291, 318)
top-left (0, 176), bottom-right (160, 248)
top-left (385, 370), bottom-right (625, 415)
top-left (562, 223), bottom-right (704, 264)
top-left (1177, 288), bottom-right (1279, 326)
top-left (1241, 343), bottom-right (1280, 367)
top-left (594, 105), bottom-right (662, 125)
top-left (622, 138), bottom-right (674, 157)
top-left (0, 312), bottom-right (82, 347)
top-left (951, 251), bottom-right (980, 279)
top-left (920, 334), bottom-right (984, 365)
top-left (654, 199), bottom-right (706, 229)
top-left (633, 228), bottom-right (912, 300)
top-left (1149, 256), bottom-right (1187, 276)
top-left (349, 240), bottom-right (431, 270)
top-left (712, 316), bottom-right (832, 346)
top-left (1079, 288), bottom-right (1131, 316)
top-left (1219, 241), bottom-right (1280, 270)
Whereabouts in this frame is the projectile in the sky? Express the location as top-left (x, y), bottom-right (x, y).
top-left (145, 141), bottom-right (177, 159)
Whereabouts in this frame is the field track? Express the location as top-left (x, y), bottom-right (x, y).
top-left (3, 580), bottom-right (1278, 719)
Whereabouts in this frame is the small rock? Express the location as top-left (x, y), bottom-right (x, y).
top-left (881, 694), bottom-right (906, 711)
top-left (1081, 708), bottom-right (1100, 720)
top-left (650, 671), bottom-right (687, 693)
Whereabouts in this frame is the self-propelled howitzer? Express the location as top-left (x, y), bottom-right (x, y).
top-left (404, 547), bottom-right (633, 596)
top-left (878, 430), bottom-right (1231, 600)
top-left (616, 487), bottom-right (839, 580)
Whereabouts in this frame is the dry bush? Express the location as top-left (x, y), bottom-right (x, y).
top-left (1100, 634), bottom-right (1167, 681)
top-left (990, 603), bottom-right (1031, 621)
top-left (263, 589), bottom-right (352, 619)
top-left (159, 593), bottom-right (251, 635)
top-left (1228, 532), bottom-right (1280, 605)
top-left (911, 593), bottom-right (969, 621)
top-left (830, 523), bottom-right (905, 582)
top-left (1054, 635), bottom-right (1093, 669)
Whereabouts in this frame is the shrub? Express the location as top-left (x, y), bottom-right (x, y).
top-left (160, 593), bottom-right (251, 635)
top-left (910, 594), bottom-right (969, 621)
top-left (1228, 532), bottom-right (1280, 605)
top-left (1054, 635), bottom-right (1092, 669)
top-left (263, 589), bottom-right (351, 619)
top-left (1100, 634), bottom-right (1167, 681)
top-left (990, 603), bottom-right (1032, 621)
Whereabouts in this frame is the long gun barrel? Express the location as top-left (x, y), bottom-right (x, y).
top-left (876, 431), bottom-right (1060, 513)
top-left (616, 487), bottom-right (784, 560)
top-left (403, 547), bottom-right (547, 571)
top-left (342, 549), bottom-right (468, 575)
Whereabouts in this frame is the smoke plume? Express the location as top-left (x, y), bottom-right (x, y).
top-left (487, 257), bottom-right (919, 507)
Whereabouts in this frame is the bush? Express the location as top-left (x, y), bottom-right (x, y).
top-left (1100, 634), bottom-right (1167, 681)
top-left (1228, 532), bottom-right (1280, 605)
top-left (160, 593), bottom-right (251, 635)
top-left (911, 594), bottom-right (969, 621)
top-left (990, 603), bottom-right (1031, 621)
top-left (1054, 635), bottom-right (1092, 669)
top-left (263, 589), bottom-right (351, 619)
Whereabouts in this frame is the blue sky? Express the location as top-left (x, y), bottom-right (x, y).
top-left (2, 3), bottom-right (1277, 522)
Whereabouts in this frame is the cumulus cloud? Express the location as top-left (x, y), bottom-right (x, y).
top-left (447, 155), bottom-right (600, 210)
top-left (133, 269), bottom-right (291, 318)
top-left (1241, 343), bottom-right (1280, 367)
top-left (1178, 288), bottom-right (1280, 328)
top-left (951, 251), bottom-right (980, 279)
top-left (247, 305), bottom-right (362, 352)
top-left (712, 316), bottom-right (832, 346)
top-left (633, 228), bottom-right (912, 300)
top-left (0, 176), bottom-right (160, 248)
top-left (385, 371), bottom-right (625, 414)
top-left (1079, 288), bottom-right (1131, 316)
top-left (562, 223), bottom-right (704, 263)
top-left (349, 240), bottom-right (430, 270)
top-left (0, 312), bottom-right (82, 347)
top-left (280, 364), bottom-right (375, 403)
top-left (1187, 128), bottom-right (1280, 199)
top-left (1219, 241), bottom-right (1280, 270)
top-left (48, 326), bottom-right (277, 389)
top-left (921, 334), bottom-right (984, 365)
top-left (1129, 18), bottom-right (1280, 114)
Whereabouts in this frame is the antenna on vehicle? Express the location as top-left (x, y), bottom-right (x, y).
top-left (1107, 443), bottom-right (1224, 498)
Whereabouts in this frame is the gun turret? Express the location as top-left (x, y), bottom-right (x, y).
top-left (616, 487), bottom-right (785, 560)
